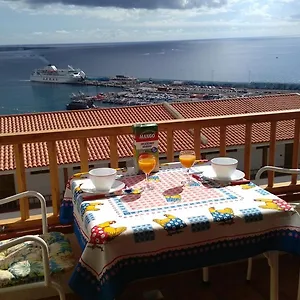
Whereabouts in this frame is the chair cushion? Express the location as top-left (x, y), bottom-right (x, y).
top-left (0, 232), bottom-right (74, 288)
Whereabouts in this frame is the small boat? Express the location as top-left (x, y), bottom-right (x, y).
top-left (70, 91), bottom-right (95, 100)
top-left (69, 91), bottom-right (105, 102)
top-left (66, 99), bottom-right (96, 110)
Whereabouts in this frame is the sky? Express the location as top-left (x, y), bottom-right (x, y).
top-left (0, 0), bottom-right (300, 45)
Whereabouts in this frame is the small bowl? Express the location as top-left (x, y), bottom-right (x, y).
top-left (211, 157), bottom-right (238, 180)
top-left (89, 168), bottom-right (117, 191)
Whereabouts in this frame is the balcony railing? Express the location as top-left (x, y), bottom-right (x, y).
top-left (1, 109), bottom-right (300, 233)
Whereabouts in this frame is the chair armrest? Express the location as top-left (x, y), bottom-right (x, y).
top-left (0, 235), bottom-right (51, 286)
top-left (0, 191), bottom-right (48, 234)
top-left (255, 166), bottom-right (300, 185)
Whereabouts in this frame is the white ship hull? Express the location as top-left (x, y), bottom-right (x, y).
top-left (30, 65), bottom-right (86, 84)
top-left (30, 74), bottom-right (84, 84)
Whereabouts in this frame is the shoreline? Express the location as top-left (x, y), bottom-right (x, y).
top-left (81, 77), bottom-right (300, 91)
top-left (67, 77), bottom-right (295, 108)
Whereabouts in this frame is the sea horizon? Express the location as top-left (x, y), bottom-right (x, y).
top-left (1, 34), bottom-right (300, 48)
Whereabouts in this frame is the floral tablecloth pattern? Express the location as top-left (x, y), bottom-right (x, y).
top-left (60, 166), bottom-right (300, 300)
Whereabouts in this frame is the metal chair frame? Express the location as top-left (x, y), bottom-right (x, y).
top-left (246, 166), bottom-right (300, 300)
top-left (0, 191), bottom-right (66, 300)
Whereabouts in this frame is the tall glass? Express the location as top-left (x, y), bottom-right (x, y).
top-left (138, 153), bottom-right (157, 190)
top-left (179, 150), bottom-right (196, 185)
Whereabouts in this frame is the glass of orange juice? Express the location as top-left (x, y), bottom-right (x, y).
top-left (138, 153), bottom-right (157, 190)
top-left (179, 150), bottom-right (196, 185)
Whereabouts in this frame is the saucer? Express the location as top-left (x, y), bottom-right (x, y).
top-left (202, 167), bottom-right (245, 182)
top-left (81, 180), bottom-right (125, 194)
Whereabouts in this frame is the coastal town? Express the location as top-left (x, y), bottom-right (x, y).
top-left (67, 75), bottom-right (295, 109)
top-left (26, 64), bottom-right (300, 110)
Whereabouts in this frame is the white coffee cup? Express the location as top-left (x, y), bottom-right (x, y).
top-left (211, 157), bottom-right (238, 180)
top-left (89, 168), bottom-right (117, 191)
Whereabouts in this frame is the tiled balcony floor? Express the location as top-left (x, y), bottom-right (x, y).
top-left (47, 254), bottom-right (300, 300)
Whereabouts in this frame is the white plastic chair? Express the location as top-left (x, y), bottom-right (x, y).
top-left (247, 166), bottom-right (300, 300)
top-left (0, 191), bottom-right (66, 300)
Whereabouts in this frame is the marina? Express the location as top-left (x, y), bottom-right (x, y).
top-left (29, 65), bottom-right (298, 111)
top-left (65, 78), bottom-right (294, 109)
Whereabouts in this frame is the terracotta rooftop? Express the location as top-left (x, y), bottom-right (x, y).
top-left (0, 93), bottom-right (299, 171)
top-left (172, 93), bottom-right (300, 149)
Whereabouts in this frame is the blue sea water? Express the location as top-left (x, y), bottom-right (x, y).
top-left (0, 36), bottom-right (300, 116)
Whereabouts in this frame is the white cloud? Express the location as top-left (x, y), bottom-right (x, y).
top-left (0, 0), bottom-right (291, 23)
top-left (0, 2), bottom-right (231, 21)
top-left (278, 0), bottom-right (295, 3)
top-left (26, 17), bottom-right (299, 42)
top-left (1, 0), bottom-right (300, 44)
top-left (55, 30), bottom-right (69, 34)
top-left (244, 3), bottom-right (271, 18)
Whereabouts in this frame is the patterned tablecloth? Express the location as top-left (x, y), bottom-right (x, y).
top-left (60, 166), bottom-right (300, 300)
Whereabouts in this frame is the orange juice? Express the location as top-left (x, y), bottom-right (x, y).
top-left (138, 156), bottom-right (156, 174)
top-left (179, 154), bottom-right (196, 168)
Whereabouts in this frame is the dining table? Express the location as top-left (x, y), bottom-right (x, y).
top-left (59, 163), bottom-right (300, 300)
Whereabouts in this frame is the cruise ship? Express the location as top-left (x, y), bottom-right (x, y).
top-left (30, 65), bottom-right (86, 84)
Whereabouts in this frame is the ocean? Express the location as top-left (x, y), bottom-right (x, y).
top-left (1, 36), bottom-right (300, 116)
